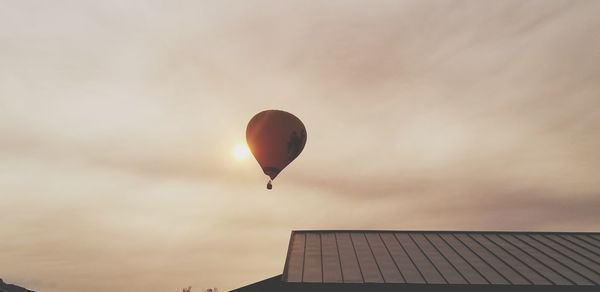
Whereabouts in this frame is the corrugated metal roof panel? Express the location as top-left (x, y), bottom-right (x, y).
top-left (379, 232), bottom-right (424, 283)
top-left (411, 233), bottom-right (467, 284)
top-left (455, 233), bottom-right (528, 285)
top-left (485, 233), bottom-right (571, 285)
top-left (546, 235), bottom-right (600, 267)
top-left (282, 231), bottom-right (600, 286)
top-left (365, 233), bottom-right (404, 283)
top-left (425, 233), bottom-right (488, 284)
top-left (439, 233), bottom-right (508, 284)
top-left (303, 233), bottom-right (322, 282)
top-left (351, 233), bottom-right (384, 283)
top-left (470, 234), bottom-right (549, 285)
top-left (336, 232), bottom-right (363, 283)
top-left (502, 234), bottom-right (592, 285)
top-left (283, 232), bottom-right (305, 282)
top-left (563, 235), bottom-right (600, 257)
top-left (397, 233), bottom-right (446, 284)
top-left (587, 235), bottom-right (600, 244)
top-left (321, 232), bottom-right (342, 283)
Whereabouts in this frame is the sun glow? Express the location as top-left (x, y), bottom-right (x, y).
top-left (232, 143), bottom-right (251, 160)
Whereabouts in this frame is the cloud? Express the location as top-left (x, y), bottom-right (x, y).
top-left (1, 1), bottom-right (600, 291)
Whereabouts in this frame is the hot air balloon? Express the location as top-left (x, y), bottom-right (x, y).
top-left (246, 110), bottom-right (307, 190)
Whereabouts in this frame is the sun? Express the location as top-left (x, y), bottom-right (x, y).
top-left (232, 143), bottom-right (251, 160)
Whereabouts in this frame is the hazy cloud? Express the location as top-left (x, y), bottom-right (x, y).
top-left (1, 1), bottom-right (599, 291)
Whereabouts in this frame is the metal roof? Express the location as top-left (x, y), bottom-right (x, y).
top-left (282, 231), bottom-right (600, 286)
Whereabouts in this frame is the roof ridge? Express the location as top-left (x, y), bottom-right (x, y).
top-left (291, 230), bottom-right (600, 235)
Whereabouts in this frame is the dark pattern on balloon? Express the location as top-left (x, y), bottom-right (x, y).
top-left (287, 130), bottom-right (306, 162)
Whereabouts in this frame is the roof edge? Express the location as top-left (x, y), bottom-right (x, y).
top-left (290, 229), bottom-right (600, 235)
top-left (281, 230), bottom-right (297, 282)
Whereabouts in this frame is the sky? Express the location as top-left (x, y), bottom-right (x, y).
top-left (1, 0), bottom-right (600, 291)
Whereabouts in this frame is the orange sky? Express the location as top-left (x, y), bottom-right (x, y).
top-left (1, 1), bottom-right (600, 291)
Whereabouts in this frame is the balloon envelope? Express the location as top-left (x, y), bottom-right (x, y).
top-left (246, 110), bottom-right (307, 180)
